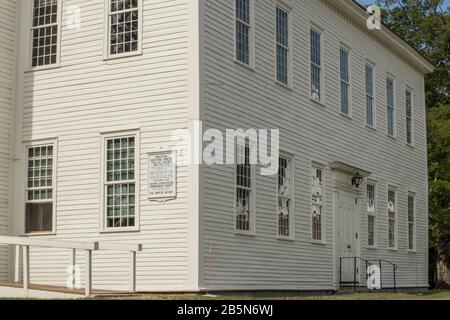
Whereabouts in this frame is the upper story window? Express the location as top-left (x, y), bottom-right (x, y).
top-left (104, 135), bottom-right (138, 229)
top-left (388, 188), bottom-right (397, 248)
top-left (311, 166), bottom-right (324, 241)
top-left (235, 0), bottom-right (253, 66)
top-left (340, 48), bottom-right (350, 115)
top-left (310, 29), bottom-right (322, 102)
top-left (235, 142), bottom-right (254, 233)
top-left (367, 184), bottom-right (376, 247)
top-left (365, 64), bottom-right (375, 126)
top-left (278, 156), bottom-right (293, 238)
top-left (408, 193), bottom-right (415, 251)
top-left (107, 0), bottom-right (142, 58)
top-left (276, 6), bottom-right (290, 85)
top-left (406, 90), bottom-right (413, 145)
top-left (31, 0), bottom-right (61, 68)
top-left (387, 78), bottom-right (395, 136)
top-left (25, 144), bottom-right (55, 234)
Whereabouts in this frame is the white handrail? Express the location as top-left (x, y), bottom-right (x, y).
top-left (0, 236), bottom-right (98, 250)
top-left (0, 236), bottom-right (142, 296)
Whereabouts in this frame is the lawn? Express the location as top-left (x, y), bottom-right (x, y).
top-left (101, 291), bottom-right (450, 300)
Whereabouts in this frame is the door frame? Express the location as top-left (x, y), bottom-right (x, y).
top-left (334, 187), bottom-right (362, 283)
top-left (331, 168), bottom-right (366, 287)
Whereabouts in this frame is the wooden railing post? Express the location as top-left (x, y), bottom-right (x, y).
top-left (14, 245), bottom-right (21, 282)
top-left (85, 249), bottom-right (92, 296)
top-left (130, 251), bottom-right (136, 293)
top-left (22, 245), bottom-right (30, 292)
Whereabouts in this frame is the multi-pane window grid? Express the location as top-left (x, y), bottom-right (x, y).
top-left (311, 30), bottom-right (322, 101)
top-left (276, 7), bottom-right (289, 85)
top-left (27, 145), bottom-right (54, 201)
top-left (365, 65), bottom-right (374, 126)
top-left (406, 91), bottom-right (412, 144)
top-left (311, 168), bottom-right (323, 241)
top-left (236, 144), bottom-right (252, 231)
top-left (387, 78), bottom-right (395, 136)
top-left (236, 0), bottom-right (250, 65)
top-left (32, 0), bottom-right (58, 67)
top-left (408, 195), bottom-right (415, 250)
top-left (367, 184), bottom-right (375, 246)
top-left (106, 137), bottom-right (136, 228)
top-left (278, 157), bottom-right (291, 237)
top-left (388, 190), bottom-right (396, 248)
top-left (109, 0), bottom-right (139, 56)
top-left (340, 48), bottom-right (350, 114)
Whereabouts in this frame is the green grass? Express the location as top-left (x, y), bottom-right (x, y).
top-left (99, 290), bottom-right (450, 300)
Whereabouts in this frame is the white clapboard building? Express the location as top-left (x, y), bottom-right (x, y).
top-left (0, 0), bottom-right (434, 295)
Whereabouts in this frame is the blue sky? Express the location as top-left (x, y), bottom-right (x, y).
top-left (357, 0), bottom-right (450, 11)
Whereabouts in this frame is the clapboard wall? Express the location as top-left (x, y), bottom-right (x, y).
top-left (199, 0), bottom-right (429, 291)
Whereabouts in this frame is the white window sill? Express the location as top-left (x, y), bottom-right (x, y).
top-left (25, 64), bottom-right (61, 73)
top-left (233, 59), bottom-right (255, 71)
top-left (274, 79), bottom-right (293, 91)
top-left (388, 247), bottom-right (399, 252)
top-left (366, 245), bottom-right (378, 250)
top-left (100, 227), bottom-right (140, 234)
top-left (277, 236), bottom-right (295, 242)
top-left (234, 230), bottom-right (256, 237)
top-left (387, 134), bottom-right (397, 141)
top-left (22, 232), bottom-right (56, 237)
top-left (310, 97), bottom-right (325, 107)
top-left (340, 112), bottom-right (352, 120)
top-left (408, 249), bottom-right (417, 253)
top-left (310, 239), bottom-right (326, 246)
top-left (365, 124), bottom-right (377, 131)
top-left (104, 51), bottom-right (143, 62)
top-left (406, 143), bottom-right (415, 149)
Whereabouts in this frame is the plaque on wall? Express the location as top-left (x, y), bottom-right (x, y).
top-left (148, 151), bottom-right (177, 200)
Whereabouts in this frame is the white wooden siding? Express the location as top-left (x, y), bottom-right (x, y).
top-left (199, 0), bottom-right (428, 291)
top-left (0, 0), bottom-right (16, 281)
top-left (12, 0), bottom-right (195, 291)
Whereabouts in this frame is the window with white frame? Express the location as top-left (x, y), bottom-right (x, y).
top-left (406, 90), bottom-right (413, 144)
top-left (367, 184), bottom-right (376, 247)
top-left (310, 29), bottom-right (322, 102)
top-left (31, 0), bottom-right (60, 68)
top-left (408, 193), bottom-right (415, 250)
top-left (340, 48), bottom-right (350, 114)
top-left (387, 78), bottom-right (395, 136)
top-left (311, 166), bottom-right (324, 241)
top-left (235, 142), bottom-right (253, 232)
top-left (235, 0), bottom-right (252, 65)
top-left (276, 6), bottom-right (290, 85)
top-left (388, 188), bottom-right (397, 248)
top-left (104, 136), bottom-right (137, 229)
top-left (25, 144), bottom-right (54, 233)
top-left (108, 0), bottom-right (141, 57)
top-left (278, 156), bottom-right (292, 237)
top-left (365, 64), bottom-right (374, 126)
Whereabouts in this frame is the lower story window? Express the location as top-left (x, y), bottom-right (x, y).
top-left (104, 135), bottom-right (137, 229)
top-left (235, 143), bottom-right (253, 232)
top-left (311, 166), bottom-right (324, 241)
top-left (25, 144), bottom-right (55, 233)
top-left (278, 156), bottom-right (292, 237)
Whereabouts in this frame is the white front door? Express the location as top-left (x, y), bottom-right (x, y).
top-left (336, 190), bottom-right (360, 283)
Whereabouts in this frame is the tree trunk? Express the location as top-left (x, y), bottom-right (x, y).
top-left (437, 241), bottom-right (450, 289)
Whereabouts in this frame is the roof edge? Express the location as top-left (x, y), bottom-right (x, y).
top-left (332, 0), bottom-right (436, 74)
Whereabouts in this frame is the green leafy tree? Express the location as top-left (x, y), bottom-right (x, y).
top-left (371, 0), bottom-right (450, 287)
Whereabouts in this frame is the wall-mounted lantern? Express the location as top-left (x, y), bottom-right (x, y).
top-left (351, 172), bottom-right (363, 188)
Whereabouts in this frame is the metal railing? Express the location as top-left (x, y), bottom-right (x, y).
top-left (0, 236), bottom-right (142, 296)
top-left (339, 256), bottom-right (398, 293)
